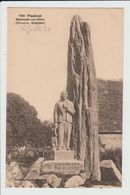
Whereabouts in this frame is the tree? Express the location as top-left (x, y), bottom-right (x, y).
top-left (6, 93), bottom-right (43, 149)
top-left (97, 79), bottom-right (123, 132)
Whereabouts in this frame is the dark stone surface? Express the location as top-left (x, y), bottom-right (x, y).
top-left (100, 160), bottom-right (122, 184)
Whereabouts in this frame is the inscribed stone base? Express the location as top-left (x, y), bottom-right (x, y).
top-left (41, 160), bottom-right (84, 175)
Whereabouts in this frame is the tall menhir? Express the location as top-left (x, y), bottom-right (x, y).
top-left (67, 15), bottom-right (101, 181)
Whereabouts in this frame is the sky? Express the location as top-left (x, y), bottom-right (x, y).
top-left (7, 8), bottom-right (123, 120)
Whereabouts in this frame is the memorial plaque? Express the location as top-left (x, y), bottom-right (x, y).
top-left (41, 160), bottom-right (84, 175)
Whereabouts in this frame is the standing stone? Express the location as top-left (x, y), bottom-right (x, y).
top-left (67, 15), bottom-right (101, 181)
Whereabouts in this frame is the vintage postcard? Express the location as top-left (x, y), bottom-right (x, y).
top-left (1, 1), bottom-right (130, 195)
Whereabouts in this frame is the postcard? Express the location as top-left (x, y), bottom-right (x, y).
top-left (1, 1), bottom-right (130, 195)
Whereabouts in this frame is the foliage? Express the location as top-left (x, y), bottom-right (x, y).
top-left (97, 79), bottom-right (123, 132)
top-left (7, 145), bottom-right (39, 163)
top-left (6, 93), bottom-right (53, 158)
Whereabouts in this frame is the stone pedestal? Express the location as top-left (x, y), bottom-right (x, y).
top-left (42, 149), bottom-right (84, 175)
top-left (44, 150), bottom-right (74, 160)
top-left (41, 160), bottom-right (84, 175)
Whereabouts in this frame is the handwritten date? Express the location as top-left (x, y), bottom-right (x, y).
top-left (20, 24), bottom-right (50, 34)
